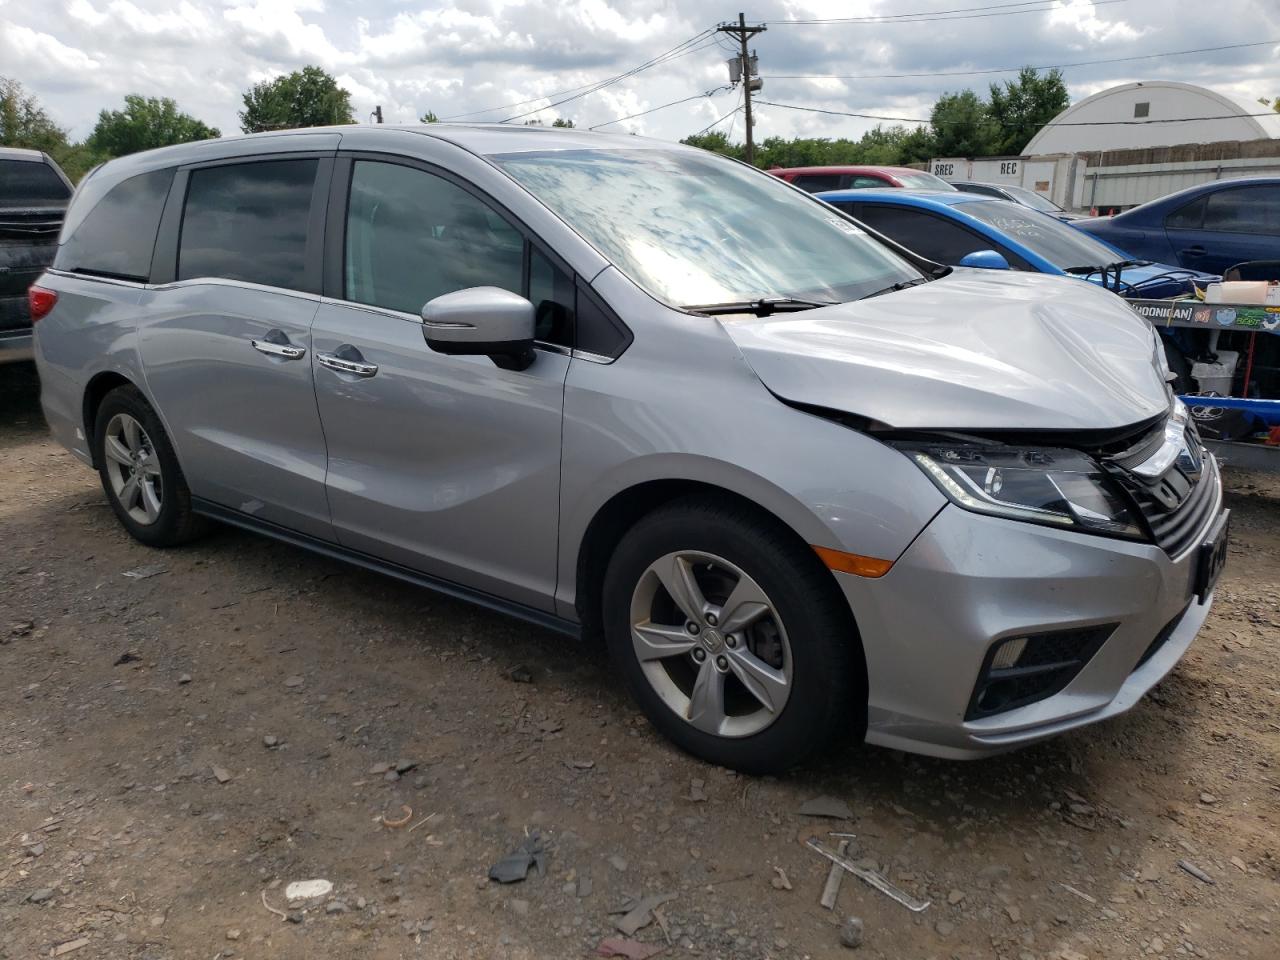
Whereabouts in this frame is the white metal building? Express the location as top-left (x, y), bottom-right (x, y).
top-left (1025, 81), bottom-right (1280, 155)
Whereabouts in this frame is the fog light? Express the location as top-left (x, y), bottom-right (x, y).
top-left (990, 637), bottom-right (1027, 670)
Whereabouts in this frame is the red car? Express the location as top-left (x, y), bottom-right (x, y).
top-left (769, 165), bottom-right (956, 194)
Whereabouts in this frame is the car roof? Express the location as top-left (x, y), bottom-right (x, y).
top-left (814, 188), bottom-right (988, 208)
top-left (768, 165), bottom-right (927, 176)
top-left (0, 146), bottom-right (47, 162)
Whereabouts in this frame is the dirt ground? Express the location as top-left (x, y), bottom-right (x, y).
top-left (2, 359), bottom-right (1278, 960)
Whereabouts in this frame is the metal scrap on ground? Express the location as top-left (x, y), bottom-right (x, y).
top-left (806, 838), bottom-right (931, 912)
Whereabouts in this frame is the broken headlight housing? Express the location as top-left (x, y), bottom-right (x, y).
top-left (898, 443), bottom-right (1144, 540)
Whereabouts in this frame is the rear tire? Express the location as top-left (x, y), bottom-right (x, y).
top-left (602, 496), bottom-right (863, 774)
top-left (93, 384), bottom-right (207, 547)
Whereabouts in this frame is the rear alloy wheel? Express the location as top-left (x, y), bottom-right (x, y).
top-left (102, 412), bottom-right (164, 526)
top-left (94, 384), bottom-right (207, 547)
top-left (603, 497), bottom-right (862, 773)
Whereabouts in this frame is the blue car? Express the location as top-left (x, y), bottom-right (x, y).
top-left (1074, 177), bottom-right (1280, 276)
top-left (816, 188), bottom-right (1214, 300)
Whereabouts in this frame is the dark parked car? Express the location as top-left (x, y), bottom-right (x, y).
top-left (1, 147), bottom-right (72, 364)
top-left (951, 180), bottom-right (1084, 221)
top-left (769, 165), bottom-right (956, 193)
top-left (1074, 177), bottom-right (1280, 275)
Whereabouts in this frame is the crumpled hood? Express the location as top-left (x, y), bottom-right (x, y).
top-left (723, 270), bottom-right (1170, 432)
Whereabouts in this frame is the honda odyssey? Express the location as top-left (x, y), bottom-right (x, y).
top-left (32, 125), bottom-right (1227, 773)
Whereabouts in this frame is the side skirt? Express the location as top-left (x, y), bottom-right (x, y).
top-left (192, 497), bottom-right (581, 639)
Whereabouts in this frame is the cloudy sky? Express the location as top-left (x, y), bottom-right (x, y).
top-left (1, 0), bottom-right (1277, 144)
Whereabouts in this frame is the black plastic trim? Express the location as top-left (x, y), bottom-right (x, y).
top-left (191, 497), bottom-right (580, 638)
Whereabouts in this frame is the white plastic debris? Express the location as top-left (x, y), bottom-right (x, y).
top-left (285, 879), bottom-right (333, 902)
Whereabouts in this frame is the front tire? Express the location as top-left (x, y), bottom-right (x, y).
top-left (602, 496), bottom-right (863, 773)
top-left (93, 384), bottom-right (207, 547)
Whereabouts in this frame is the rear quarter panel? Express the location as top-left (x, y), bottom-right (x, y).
top-left (34, 273), bottom-right (146, 463)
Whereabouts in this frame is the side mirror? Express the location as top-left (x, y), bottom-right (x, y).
top-left (958, 249), bottom-right (1011, 271)
top-left (422, 286), bottom-right (536, 370)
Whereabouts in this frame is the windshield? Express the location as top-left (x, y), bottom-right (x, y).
top-left (960, 200), bottom-right (1125, 268)
top-left (495, 148), bottom-right (922, 308)
top-left (999, 183), bottom-right (1063, 214)
top-left (0, 159), bottom-right (70, 207)
top-left (897, 171), bottom-right (956, 191)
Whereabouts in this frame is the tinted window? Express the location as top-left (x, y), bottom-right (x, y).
top-left (896, 171), bottom-right (957, 191)
top-left (791, 174), bottom-right (845, 193)
top-left (0, 159), bottom-right (70, 206)
top-left (1165, 195), bottom-right (1206, 230)
top-left (1202, 186), bottom-right (1280, 236)
top-left (855, 205), bottom-right (991, 263)
top-left (344, 160), bottom-right (523, 314)
top-left (178, 159), bottom-right (317, 290)
top-left (850, 176), bottom-right (886, 189)
top-left (529, 246), bottom-right (574, 345)
top-left (54, 168), bottom-right (174, 281)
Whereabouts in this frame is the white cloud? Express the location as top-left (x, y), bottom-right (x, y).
top-left (0, 0), bottom-right (1276, 146)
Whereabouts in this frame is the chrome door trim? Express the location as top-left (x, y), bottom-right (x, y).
top-left (317, 352), bottom-right (379, 377)
top-left (251, 339), bottom-right (306, 360)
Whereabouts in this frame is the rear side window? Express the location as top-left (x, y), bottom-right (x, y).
top-left (791, 173), bottom-right (845, 193)
top-left (178, 159), bottom-right (318, 290)
top-left (1165, 196), bottom-right (1205, 230)
top-left (1202, 186), bottom-right (1280, 235)
top-left (54, 168), bottom-right (174, 281)
top-left (0, 159), bottom-right (70, 207)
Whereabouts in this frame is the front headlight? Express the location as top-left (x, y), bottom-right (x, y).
top-left (899, 443), bottom-right (1144, 540)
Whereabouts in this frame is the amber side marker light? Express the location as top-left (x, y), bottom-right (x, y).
top-left (812, 545), bottom-right (894, 578)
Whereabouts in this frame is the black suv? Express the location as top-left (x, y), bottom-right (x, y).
top-left (1, 147), bottom-right (73, 364)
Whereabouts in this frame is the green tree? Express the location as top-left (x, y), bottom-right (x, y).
top-left (0, 77), bottom-right (68, 154)
top-left (239, 66), bottom-right (354, 133)
top-left (551, 117), bottom-right (574, 128)
top-left (86, 95), bottom-right (218, 159)
top-left (987, 67), bottom-right (1069, 155)
top-left (679, 130), bottom-right (743, 160)
top-left (930, 90), bottom-right (998, 158)
top-left (420, 111), bottom-right (439, 123)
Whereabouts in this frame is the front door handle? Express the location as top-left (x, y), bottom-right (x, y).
top-left (1182, 245), bottom-right (1206, 257)
top-left (317, 351), bottom-right (378, 378)
top-left (251, 333), bottom-right (306, 360)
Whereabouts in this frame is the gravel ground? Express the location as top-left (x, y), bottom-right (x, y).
top-left (2, 359), bottom-right (1278, 960)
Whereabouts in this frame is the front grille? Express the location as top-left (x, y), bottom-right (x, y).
top-left (966, 625), bottom-right (1115, 720)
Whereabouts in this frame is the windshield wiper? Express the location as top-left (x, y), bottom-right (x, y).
top-left (1063, 260), bottom-right (1153, 294)
top-left (682, 297), bottom-right (838, 317)
top-left (859, 276), bottom-right (930, 300)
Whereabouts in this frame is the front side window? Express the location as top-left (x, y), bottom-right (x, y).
top-left (55, 168), bottom-right (174, 281)
top-left (344, 161), bottom-right (574, 346)
top-left (178, 159), bottom-right (317, 290)
top-left (854, 205), bottom-right (994, 263)
top-left (345, 161), bottom-right (523, 314)
top-left (496, 149), bottom-right (920, 308)
top-left (1202, 186), bottom-right (1280, 235)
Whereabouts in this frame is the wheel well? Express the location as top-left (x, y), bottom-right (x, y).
top-left (574, 480), bottom-right (863, 651)
top-left (82, 372), bottom-right (134, 466)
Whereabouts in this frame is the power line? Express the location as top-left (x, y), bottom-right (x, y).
top-left (501, 30), bottom-right (717, 123)
top-left (441, 28), bottom-right (713, 121)
top-left (766, 0), bottom-right (1130, 26)
top-left (589, 85), bottom-right (733, 130)
top-left (766, 0), bottom-right (1095, 21)
top-left (691, 104), bottom-right (744, 138)
top-left (754, 98), bottom-right (1280, 127)
top-left (762, 38), bottom-right (1280, 80)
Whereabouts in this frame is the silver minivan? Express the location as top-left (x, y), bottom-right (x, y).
top-left (32, 125), bottom-right (1227, 773)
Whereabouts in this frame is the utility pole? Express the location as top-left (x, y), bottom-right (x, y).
top-left (373, 105), bottom-right (383, 124)
top-left (718, 13), bottom-right (766, 164)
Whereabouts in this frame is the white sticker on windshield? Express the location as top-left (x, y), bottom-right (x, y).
top-left (825, 217), bottom-right (864, 235)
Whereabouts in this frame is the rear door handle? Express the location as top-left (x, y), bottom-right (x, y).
top-left (251, 332), bottom-right (306, 360)
top-left (1182, 245), bottom-right (1206, 257)
top-left (317, 352), bottom-right (378, 378)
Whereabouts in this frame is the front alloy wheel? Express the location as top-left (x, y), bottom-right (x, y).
top-left (630, 551), bottom-right (792, 738)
